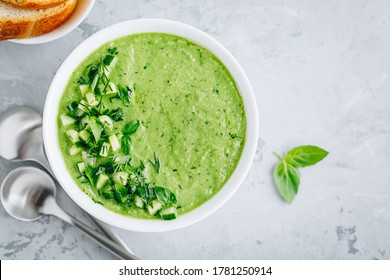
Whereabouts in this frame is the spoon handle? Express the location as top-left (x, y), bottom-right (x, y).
top-left (43, 196), bottom-right (139, 260)
top-left (33, 127), bottom-right (135, 255)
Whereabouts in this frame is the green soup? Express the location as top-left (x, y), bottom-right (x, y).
top-left (57, 33), bottom-right (246, 220)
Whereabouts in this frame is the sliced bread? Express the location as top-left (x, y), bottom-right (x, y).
top-left (1, 0), bottom-right (66, 9)
top-left (0, 0), bottom-right (77, 41)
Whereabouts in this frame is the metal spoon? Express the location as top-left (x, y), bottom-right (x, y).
top-left (0, 166), bottom-right (138, 260)
top-left (0, 106), bottom-right (133, 255)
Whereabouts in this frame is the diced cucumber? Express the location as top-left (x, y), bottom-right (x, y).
top-left (60, 114), bottom-right (75, 126)
top-left (98, 115), bottom-right (113, 130)
top-left (79, 130), bottom-right (90, 142)
top-left (85, 93), bottom-right (99, 107)
top-left (77, 162), bottom-right (86, 174)
top-left (109, 134), bottom-right (121, 152)
top-left (99, 142), bottom-right (110, 157)
top-left (147, 199), bottom-right (163, 216)
top-left (80, 116), bottom-right (90, 129)
top-left (66, 129), bottom-right (79, 143)
top-left (74, 108), bottom-right (84, 117)
top-left (78, 100), bottom-right (89, 113)
top-left (104, 82), bottom-right (118, 95)
top-left (96, 174), bottom-right (109, 189)
top-left (89, 117), bottom-right (103, 142)
top-left (97, 78), bottom-right (105, 95)
top-left (79, 84), bottom-right (90, 96)
top-left (134, 195), bottom-right (144, 208)
top-left (160, 207), bottom-right (177, 220)
top-left (113, 172), bottom-right (128, 186)
top-left (69, 144), bottom-right (83, 155)
top-left (82, 151), bottom-right (96, 166)
top-left (91, 74), bottom-right (99, 91)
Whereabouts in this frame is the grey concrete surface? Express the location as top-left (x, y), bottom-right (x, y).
top-left (1, 0), bottom-right (390, 259)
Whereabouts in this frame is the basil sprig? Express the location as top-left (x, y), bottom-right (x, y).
top-left (273, 145), bottom-right (328, 204)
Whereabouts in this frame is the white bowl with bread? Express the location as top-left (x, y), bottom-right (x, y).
top-left (0, 0), bottom-right (95, 44)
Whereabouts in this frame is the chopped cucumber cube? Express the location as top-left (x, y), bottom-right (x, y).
top-left (78, 100), bottom-right (89, 112)
top-left (109, 134), bottom-right (121, 152)
top-left (79, 130), bottom-right (90, 142)
top-left (80, 116), bottom-right (90, 129)
top-left (99, 142), bottom-right (110, 157)
top-left (98, 115), bottom-right (113, 130)
top-left (160, 207), bottom-right (177, 220)
top-left (147, 199), bottom-right (163, 216)
top-left (85, 93), bottom-right (99, 107)
top-left (66, 129), bottom-right (79, 143)
top-left (91, 74), bottom-right (99, 91)
top-left (82, 151), bottom-right (96, 166)
top-left (104, 82), bottom-right (118, 95)
top-left (79, 84), bottom-right (90, 96)
top-left (96, 174), bottom-right (109, 189)
top-left (60, 114), bottom-right (75, 126)
top-left (77, 162), bottom-right (86, 174)
top-left (113, 172), bottom-right (128, 186)
top-left (134, 195), bottom-right (144, 209)
top-left (74, 108), bottom-right (84, 117)
top-left (69, 144), bottom-right (83, 155)
top-left (90, 117), bottom-right (103, 142)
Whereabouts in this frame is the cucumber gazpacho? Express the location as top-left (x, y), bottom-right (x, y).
top-left (58, 33), bottom-right (246, 220)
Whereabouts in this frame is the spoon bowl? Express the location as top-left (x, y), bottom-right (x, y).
top-left (0, 107), bottom-right (42, 162)
top-left (1, 167), bottom-right (55, 221)
top-left (0, 166), bottom-right (138, 260)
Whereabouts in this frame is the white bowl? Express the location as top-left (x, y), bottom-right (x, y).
top-left (9, 0), bottom-right (95, 45)
top-left (43, 19), bottom-right (259, 232)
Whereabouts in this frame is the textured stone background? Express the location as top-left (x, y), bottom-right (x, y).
top-left (1, 0), bottom-right (389, 259)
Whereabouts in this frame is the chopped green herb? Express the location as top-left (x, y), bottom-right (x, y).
top-left (149, 152), bottom-right (161, 173)
top-left (117, 85), bottom-right (133, 105)
top-left (107, 108), bottom-right (124, 121)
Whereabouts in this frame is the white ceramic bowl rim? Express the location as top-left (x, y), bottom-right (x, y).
top-left (43, 19), bottom-right (259, 232)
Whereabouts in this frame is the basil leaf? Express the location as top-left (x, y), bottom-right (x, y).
top-left (121, 135), bottom-right (131, 155)
top-left (124, 120), bottom-right (140, 135)
top-left (154, 187), bottom-right (176, 206)
top-left (117, 85), bottom-right (133, 105)
top-left (113, 184), bottom-right (128, 203)
top-left (286, 145), bottom-right (328, 168)
top-left (273, 160), bottom-right (300, 204)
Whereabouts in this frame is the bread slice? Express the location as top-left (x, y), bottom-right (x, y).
top-left (0, 0), bottom-right (77, 41)
top-left (1, 0), bottom-right (66, 9)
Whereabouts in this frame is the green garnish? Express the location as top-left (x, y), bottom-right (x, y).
top-left (123, 120), bottom-right (140, 135)
top-left (60, 47), bottom-right (177, 220)
top-left (107, 108), bottom-right (124, 121)
top-left (273, 145), bottom-right (328, 204)
top-left (117, 85), bottom-right (133, 105)
top-left (121, 135), bottom-right (131, 155)
top-left (149, 152), bottom-right (161, 174)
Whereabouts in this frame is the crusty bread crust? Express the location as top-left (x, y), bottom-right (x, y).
top-left (0, 0), bottom-right (77, 41)
top-left (1, 0), bottom-right (66, 9)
